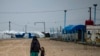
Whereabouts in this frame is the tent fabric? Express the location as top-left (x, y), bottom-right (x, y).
top-left (62, 25), bottom-right (86, 34)
top-left (33, 31), bottom-right (45, 38)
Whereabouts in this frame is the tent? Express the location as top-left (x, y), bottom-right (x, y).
top-left (33, 31), bottom-right (45, 38)
top-left (62, 25), bottom-right (86, 42)
top-left (62, 25), bottom-right (86, 34)
top-left (0, 33), bottom-right (11, 39)
top-left (0, 30), bottom-right (18, 39)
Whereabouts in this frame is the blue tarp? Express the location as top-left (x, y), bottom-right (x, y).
top-left (28, 33), bottom-right (35, 38)
top-left (62, 25), bottom-right (86, 34)
top-left (15, 33), bottom-right (25, 38)
top-left (15, 33), bottom-right (35, 38)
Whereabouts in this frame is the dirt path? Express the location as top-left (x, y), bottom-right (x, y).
top-left (0, 38), bottom-right (100, 56)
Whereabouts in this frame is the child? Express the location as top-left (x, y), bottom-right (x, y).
top-left (41, 47), bottom-right (45, 56)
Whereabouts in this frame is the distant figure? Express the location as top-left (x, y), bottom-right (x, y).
top-left (30, 36), bottom-right (40, 56)
top-left (41, 47), bottom-right (45, 56)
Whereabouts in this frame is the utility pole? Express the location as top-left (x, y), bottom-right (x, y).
top-left (25, 25), bottom-right (27, 33)
top-left (9, 21), bottom-right (11, 31)
top-left (64, 10), bottom-right (67, 27)
top-left (93, 4), bottom-right (97, 25)
top-left (60, 26), bottom-right (62, 32)
top-left (34, 22), bottom-right (46, 33)
top-left (89, 7), bottom-right (92, 20)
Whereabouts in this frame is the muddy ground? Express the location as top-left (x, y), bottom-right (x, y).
top-left (0, 38), bottom-right (100, 56)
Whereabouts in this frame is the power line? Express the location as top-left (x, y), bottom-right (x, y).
top-left (0, 7), bottom-right (89, 14)
top-left (67, 7), bottom-right (88, 11)
top-left (95, 8), bottom-right (100, 10)
top-left (0, 22), bottom-right (8, 25)
top-left (12, 22), bottom-right (24, 26)
top-left (12, 22), bottom-right (35, 29)
top-left (92, 8), bottom-right (100, 12)
top-left (0, 10), bottom-right (63, 14)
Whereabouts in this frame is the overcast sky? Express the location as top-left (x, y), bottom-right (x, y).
top-left (0, 0), bottom-right (100, 32)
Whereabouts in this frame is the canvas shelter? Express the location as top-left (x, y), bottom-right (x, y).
top-left (62, 25), bottom-right (86, 42)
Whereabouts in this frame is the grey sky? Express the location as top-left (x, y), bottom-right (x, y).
top-left (0, 0), bottom-right (100, 32)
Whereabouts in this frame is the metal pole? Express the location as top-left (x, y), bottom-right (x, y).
top-left (25, 25), bottom-right (27, 33)
top-left (34, 22), bottom-right (46, 33)
top-left (93, 4), bottom-right (97, 25)
top-left (89, 7), bottom-right (92, 20)
top-left (64, 10), bottom-right (67, 27)
top-left (60, 26), bottom-right (62, 32)
top-left (44, 22), bottom-right (45, 33)
top-left (9, 21), bottom-right (11, 31)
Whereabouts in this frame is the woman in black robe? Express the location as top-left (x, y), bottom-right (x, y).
top-left (30, 36), bottom-right (40, 56)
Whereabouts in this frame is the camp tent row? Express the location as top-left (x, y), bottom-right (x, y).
top-left (0, 30), bottom-right (45, 39)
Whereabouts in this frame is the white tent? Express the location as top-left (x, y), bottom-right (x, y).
top-left (0, 30), bottom-right (18, 39)
top-left (2, 30), bottom-right (18, 34)
top-left (32, 31), bottom-right (45, 38)
top-left (23, 33), bottom-right (29, 38)
top-left (0, 33), bottom-right (11, 39)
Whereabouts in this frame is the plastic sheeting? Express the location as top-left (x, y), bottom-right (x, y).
top-left (62, 25), bottom-right (86, 34)
top-left (0, 33), bottom-right (11, 39)
top-left (33, 31), bottom-right (45, 38)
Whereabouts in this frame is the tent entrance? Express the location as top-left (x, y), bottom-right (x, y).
top-left (78, 29), bottom-right (82, 41)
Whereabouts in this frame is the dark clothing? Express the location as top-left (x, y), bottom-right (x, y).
top-left (30, 37), bottom-right (40, 53)
top-left (41, 50), bottom-right (45, 56)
